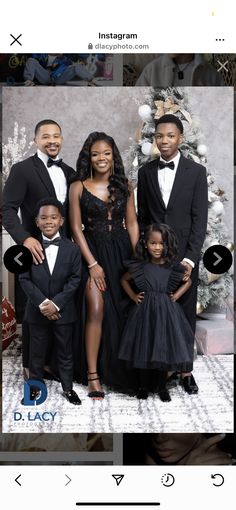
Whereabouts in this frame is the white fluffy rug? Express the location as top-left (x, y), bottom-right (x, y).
top-left (2, 337), bottom-right (234, 433)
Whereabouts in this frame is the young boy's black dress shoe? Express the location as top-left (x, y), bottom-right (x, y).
top-left (21, 388), bottom-right (40, 405)
top-left (63, 389), bottom-right (82, 405)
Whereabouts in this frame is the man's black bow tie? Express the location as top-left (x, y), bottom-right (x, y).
top-left (47, 158), bottom-right (63, 168)
top-left (42, 237), bottom-right (61, 248)
top-left (158, 160), bottom-right (175, 170)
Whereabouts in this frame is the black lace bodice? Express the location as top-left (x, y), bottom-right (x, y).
top-left (80, 186), bottom-right (129, 241)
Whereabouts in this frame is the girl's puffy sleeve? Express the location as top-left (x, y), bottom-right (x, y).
top-left (123, 259), bottom-right (146, 290)
top-left (167, 262), bottom-right (185, 293)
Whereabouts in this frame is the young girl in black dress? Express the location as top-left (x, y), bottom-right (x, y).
top-left (119, 223), bottom-right (195, 401)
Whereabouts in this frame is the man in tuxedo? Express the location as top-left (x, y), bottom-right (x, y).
top-left (137, 114), bottom-right (208, 394)
top-left (3, 119), bottom-right (75, 260)
top-left (2, 119), bottom-right (75, 370)
top-left (19, 198), bottom-right (82, 405)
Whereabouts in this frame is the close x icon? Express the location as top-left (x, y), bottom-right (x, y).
top-left (10, 34), bottom-right (22, 46)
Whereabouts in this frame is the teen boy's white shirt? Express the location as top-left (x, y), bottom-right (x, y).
top-left (158, 151), bottom-right (194, 268)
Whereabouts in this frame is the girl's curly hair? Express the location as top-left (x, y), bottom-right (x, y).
top-left (135, 223), bottom-right (179, 266)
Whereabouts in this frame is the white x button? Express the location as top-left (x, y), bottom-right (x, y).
top-left (217, 59), bottom-right (228, 72)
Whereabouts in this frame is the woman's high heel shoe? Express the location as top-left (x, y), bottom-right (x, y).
top-left (87, 372), bottom-right (105, 399)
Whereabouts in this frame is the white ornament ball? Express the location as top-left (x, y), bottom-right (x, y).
top-left (208, 191), bottom-right (218, 203)
top-left (211, 200), bottom-right (224, 216)
top-left (138, 104), bottom-right (152, 122)
top-left (141, 141), bottom-right (153, 155)
top-left (207, 174), bottom-right (214, 185)
top-left (197, 144), bottom-right (207, 156)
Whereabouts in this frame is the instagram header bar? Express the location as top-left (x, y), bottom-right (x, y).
top-left (1, 0), bottom-right (235, 52)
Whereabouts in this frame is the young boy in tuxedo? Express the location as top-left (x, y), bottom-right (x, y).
top-left (19, 197), bottom-right (82, 405)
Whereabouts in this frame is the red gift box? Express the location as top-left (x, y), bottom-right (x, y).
top-left (2, 297), bottom-right (17, 350)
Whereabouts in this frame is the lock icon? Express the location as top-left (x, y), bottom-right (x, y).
top-left (88, 43), bottom-right (93, 50)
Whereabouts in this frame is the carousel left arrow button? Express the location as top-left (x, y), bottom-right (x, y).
top-left (3, 245), bottom-right (33, 274)
top-left (15, 474), bottom-right (22, 486)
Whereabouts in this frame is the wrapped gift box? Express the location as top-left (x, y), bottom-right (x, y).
top-left (2, 297), bottom-right (17, 350)
top-left (196, 318), bottom-right (234, 355)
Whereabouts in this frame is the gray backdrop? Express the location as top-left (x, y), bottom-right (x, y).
top-left (2, 86), bottom-right (233, 236)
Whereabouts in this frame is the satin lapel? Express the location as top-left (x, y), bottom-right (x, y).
top-left (61, 162), bottom-right (72, 183)
top-left (33, 256), bottom-right (51, 277)
top-left (33, 154), bottom-right (57, 197)
top-left (149, 158), bottom-right (166, 210)
top-left (167, 155), bottom-right (186, 209)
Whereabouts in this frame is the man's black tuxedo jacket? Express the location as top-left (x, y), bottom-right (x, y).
top-left (2, 154), bottom-right (75, 243)
top-left (19, 237), bottom-right (81, 325)
top-left (137, 155), bottom-right (208, 264)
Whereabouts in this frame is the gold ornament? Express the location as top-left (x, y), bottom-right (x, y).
top-left (135, 122), bottom-right (144, 142)
top-left (206, 271), bottom-right (220, 284)
top-left (196, 301), bottom-right (204, 315)
top-left (154, 96), bottom-right (192, 125)
top-left (226, 242), bottom-right (234, 252)
top-left (151, 138), bottom-right (160, 156)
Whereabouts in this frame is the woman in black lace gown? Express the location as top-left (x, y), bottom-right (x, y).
top-left (69, 132), bottom-right (139, 398)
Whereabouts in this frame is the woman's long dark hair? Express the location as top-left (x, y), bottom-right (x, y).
top-left (72, 131), bottom-right (129, 202)
top-left (135, 223), bottom-right (178, 266)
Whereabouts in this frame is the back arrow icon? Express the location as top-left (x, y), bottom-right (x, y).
top-left (213, 252), bottom-right (222, 266)
top-left (15, 474), bottom-right (22, 486)
top-left (14, 252), bottom-right (23, 266)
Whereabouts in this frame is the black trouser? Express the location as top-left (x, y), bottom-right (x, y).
top-left (29, 323), bottom-right (73, 392)
top-left (178, 264), bottom-right (198, 334)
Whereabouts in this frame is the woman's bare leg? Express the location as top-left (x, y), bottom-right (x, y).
top-left (85, 281), bottom-right (104, 399)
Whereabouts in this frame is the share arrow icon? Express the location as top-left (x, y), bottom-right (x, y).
top-left (112, 474), bottom-right (125, 486)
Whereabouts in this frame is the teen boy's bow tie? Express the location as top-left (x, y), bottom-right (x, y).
top-left (158, 161), bottom-right (175, 170)
top-left (42, 237), bottom-right (61, 248)
top-left (47, 158), bottom-right (63, 168)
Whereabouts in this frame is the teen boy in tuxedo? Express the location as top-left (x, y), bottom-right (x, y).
top-left (137, 114), bottom-right (208, 394)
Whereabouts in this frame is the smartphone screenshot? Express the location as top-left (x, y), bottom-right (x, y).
top-left (0, 1), bottom-right (235, 508)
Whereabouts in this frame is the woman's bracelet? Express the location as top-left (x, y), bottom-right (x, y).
top-left (88, 261), bottom-right (98, 269)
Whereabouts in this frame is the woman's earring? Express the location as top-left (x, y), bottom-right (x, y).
top-left (90, 165), bottom-right (93, 179)
top-left (111, 161), bottom-right (114, 176)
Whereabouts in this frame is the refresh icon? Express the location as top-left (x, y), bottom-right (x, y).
top-left (161, 473), bottom-right (175, 487)
top-left (211, 473), bottom-right (224, 487)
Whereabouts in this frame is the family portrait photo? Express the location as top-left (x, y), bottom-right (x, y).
top-left (2, 85), bottom-right (234, 433)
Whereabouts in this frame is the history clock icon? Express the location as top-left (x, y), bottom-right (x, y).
top-left (161, 473), bottom-right (175, 487)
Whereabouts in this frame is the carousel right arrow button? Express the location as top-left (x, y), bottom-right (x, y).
top-left (203, 245), bottom-right (232, 274)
